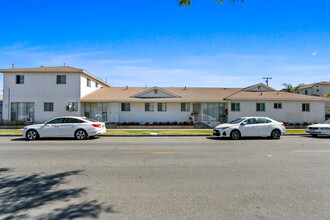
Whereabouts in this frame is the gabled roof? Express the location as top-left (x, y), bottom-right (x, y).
top-left (243, 83), bottom-right (276, 91)
top-left (0, 65), bottom-right (111, 87)
top-left (0, 94), bottom-right (2, 101)
top-left (130, 86), bottom-right (181, 98)
top-left (81, 87), bottom-right (242, 102)
top-left (299, 82), bottom-right (330, 90)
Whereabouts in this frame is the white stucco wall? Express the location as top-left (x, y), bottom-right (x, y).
top-left (114, 102), bottom-right (192, 123)
top-left (3, 73), bottom-right (81, 123)
top-left (80, 74), bottom-right (103, 98)
top-left (227, 101), bottom-right (325, 123)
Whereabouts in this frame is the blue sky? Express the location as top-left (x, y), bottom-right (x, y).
top-left (0, 0), bottom-right (329, 92)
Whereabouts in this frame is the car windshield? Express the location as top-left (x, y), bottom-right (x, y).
top-left (322, 119), bottom-right (330, 124)
top-left (229, 118), bottom-right (246, 124)
top-left (83, 117), bottom-right (99, 122)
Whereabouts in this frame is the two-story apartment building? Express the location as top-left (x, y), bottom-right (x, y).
top-left (0, 65), bottom-right (110, 123)
top-left (0, 65), bottom-right (326, 126)
top-left (298, 82), bottom-right (330, 118)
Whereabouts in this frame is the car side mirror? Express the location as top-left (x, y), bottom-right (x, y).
top-left (241, 122), bottom-right (247, 125)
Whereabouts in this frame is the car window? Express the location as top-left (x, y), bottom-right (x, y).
top-left (322, 119), bottom-right (330, 124)
top-left (257, 118), bottom-right (271, 124)
top-left (244, 118), bottom-right (257, 124)
top-left (230, 118), bottom-right (246, 124)
top-left (64, 118), bottom-right (84, 123)
top-left (47, 118), bottom-right (65, 124)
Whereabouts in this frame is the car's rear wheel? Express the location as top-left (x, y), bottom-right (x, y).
top-left (271, 129), bottom-right (281, 139)
top-left (230, 130), bottom-right (241, 140)
top-left (75, 129), bottom-right (87, 140)
top-left (26, 129), bottom-right (39, 140)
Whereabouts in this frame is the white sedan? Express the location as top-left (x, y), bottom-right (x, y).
top-left (23, 116), bottom-right (106, 140)
top-left (213, 117), bottom-right (286, 140)
top-left (305, 119), bottom-right (330, 137)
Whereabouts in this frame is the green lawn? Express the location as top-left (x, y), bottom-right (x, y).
top-left (0, 130), bottom-right (23, 135)
top-left (0, 129), bottom-right (306, 135)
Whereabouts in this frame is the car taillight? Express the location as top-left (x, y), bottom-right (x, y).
top-left (92, 124), bottom-right (102, 128)
top-left (281, 123), bottom-right (285, 127)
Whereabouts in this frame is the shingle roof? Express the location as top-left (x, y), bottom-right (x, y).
top-left (0, 94), bottom-right (2, 101)
top-left (80, 87), bottom-right (242, 102)
top-left (299, 82), bottom-right (330, 90)
top-left (225, 91), bottom-right (326, 101)
top-left (80, 87), bottom-right (326, 102)
top-left (0, 65), bottom-right (110, 87)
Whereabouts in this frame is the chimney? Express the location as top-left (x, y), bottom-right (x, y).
top-left (126, 86), bottom-right (128, 90)
top-left (64, 63), bottom-right (66, 67)
top-left (184, 86), bottom-right (187, 90)
top-left (12, 64), bottom-right (14, 69)
top-left (41, 66), bottom-right (45, 68)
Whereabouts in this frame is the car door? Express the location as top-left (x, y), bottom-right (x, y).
top-left (40, 118), bottom-right (64, 137)
top-left (61, 118), bottom-right (79, 137)
top-left (256, 118), bottom-right (273, 136)
top-left (239, 118), bottom-right (257, 137)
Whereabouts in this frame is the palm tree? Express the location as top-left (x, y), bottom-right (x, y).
top-left (281, 83), bottom-right (303, 93)
top-left (177, 0), bottom-right (244, 7)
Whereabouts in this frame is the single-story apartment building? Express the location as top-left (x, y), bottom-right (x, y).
top-left (0, 65), bottom-right (326, 127)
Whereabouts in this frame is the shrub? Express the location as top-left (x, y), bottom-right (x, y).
top-left (135, 122), bottom-right (140, 125)
top-left (153, 122), bottom-right (158, 125)
top-left (145, 122), bottom-right (150, 125)
top-left (295, 123), bottom-right (300, 126)
top-left (179, 122), bottom-right (183, 125)
top-left (303, 122), bottom-right (308, 125)
top-left (289, 123), bottom-right (294, 126)
top-left (166, 122), bottom-right (170, 125)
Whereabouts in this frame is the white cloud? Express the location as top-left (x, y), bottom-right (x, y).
top-left (312, 51), bottom-right (318, 56)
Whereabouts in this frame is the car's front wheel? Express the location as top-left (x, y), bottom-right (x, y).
top-left (26, 129), bottom-right (39, 140)
top-left (271, 129), bottom-right (281, 139)
top-left (230, 130), bottom-right (241, 140)
top-left (75, 129), bottom-right (87, 140)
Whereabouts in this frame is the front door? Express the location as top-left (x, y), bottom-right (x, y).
top-left (240, 118), bottom-right (258, 137)
top-left (40, 118), bottom-right (64, 137)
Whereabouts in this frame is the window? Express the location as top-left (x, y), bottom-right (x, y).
top-left (84, 103), bottom-right (108, 121)
top-left (256, 103), bottom-right (266, 112)
top-left (47, 118), bottom-right (65, 124)
top-left (44, 102), bottom-right (54, 112)
top-left (274, 103), bottom-right (282, 109)
top-left (16, 75), bottom-right (24, 84)
top-left (154, 90), bottom-right (158, 94)
top-left (56, 75), bottom-right (66, 84)
top-left (231, 103), bottom-right (240, 111)
top-left (181, 103), bottom-right (190, 112)
top-left (64, 118), bottom-right (84, 123)
top-left (67, 102), bottom-right (78, 111)
top-left (305, 90), bottom-right (309, 95)
top-left (11, 102), bottom-right (35, 121)
top-left (257, 118), bottom-right (271, 124)
top-left (145, 103), bottom-right (154, 112)
top-left (244, 118), bottom-right (257, 124)
top-left (158, 103), bottom-right (167, 112)
top-left (87, 78), bottom-right (91, 87)
top-left (302, 103), bottom-right (310, 112)
top-left (121, 103), bottom-right (130, 111)
top-left (95, 82), bottom-right (99, 88)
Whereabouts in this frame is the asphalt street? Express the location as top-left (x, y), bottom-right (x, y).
top-left (0, 136), bottom-right (329, 220)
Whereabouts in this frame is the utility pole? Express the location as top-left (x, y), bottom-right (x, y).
top-left (262, 77), bottom-right (272, 86)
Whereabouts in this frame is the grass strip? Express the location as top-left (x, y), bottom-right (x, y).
top-left (0, 129), bottom-right (306, 135)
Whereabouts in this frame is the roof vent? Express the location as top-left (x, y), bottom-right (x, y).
top-left (64, 63), bottom-right (66, 67)
top-left (12, 64), bottom-right (14, 69)
top-left (125, 86), bottom-right (128, 90)
top-left (184, 86), bottom-right (187, 90)
top-left (41, 66), bottom-right (45, 68)
top-left (260, 92), bottom-right (263, 96)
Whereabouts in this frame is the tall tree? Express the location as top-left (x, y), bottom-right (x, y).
top-left (177, 0), bottom-right (244, 7)
top-left (281, 83), bottom-right (304, 93)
